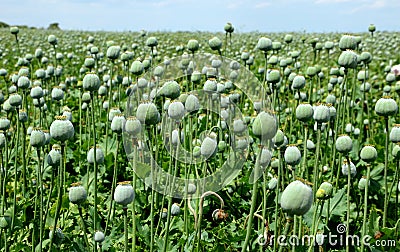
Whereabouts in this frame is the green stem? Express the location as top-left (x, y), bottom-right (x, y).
top-left (48, 143), bottom-right (65, 250)
top-left (241, 147), bottom-right (262, 251)
top-left (383, 117), bottom-right (389, 227)
top-left (78, 207), bottom-right (91, 251)
top-left (91, 95), bottom-right (99, 251)
top-left (346, 156), bottom-right (351, 252)
top-left (278, 218), bottom-right (292, 252)
top-left (105, 134), bottom-right (119, 234)
top-left (313, 127), bottom-right (322, 196)
top-left (123, 207), bottom-right (129, 252)
top-left (361, 164), bottom-right (371, 252)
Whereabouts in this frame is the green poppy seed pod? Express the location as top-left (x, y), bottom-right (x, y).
top-left (30, 128), bottom-right (45, 148)
top-left (203, 79), bottom-right (217, 93)
top-left (185, 94), bottom-right (200, 113)
top-left (339, 35), bottom-right (357, 51)
top-left (241, 51), bottom-right (250, 62)
top-left (326, 94), bottom-right (336, 105)
top-left (137, 78), bottom-right (148, 89)
top-left (375, 96), bottom-right (398, 117)
top-left (106, 46), bottom-right (120, 60)
top-left (357, 70), bottom-right (368, 81)
top-left (10, 26), bottom-right (19, 35)
top-left (360, 82), bottom-right (371, 92)
top-left (83, 72), bottom-right (100, 92)
top-left (152, 66), bottom-right (164, 78)
top-left (328, 105), bottom-right (337, 120)
top-left (272, 41), bottom-right (282, 51)
top-left (108, 107), bottom-right (121, 122)
top-left (224, 22), bottom-right (234, 33)
top-left (368, 24), bottom-right (376, 33)
top-left (295, 103), bottom-right (313, 122)
top-left (18, 110), bottom-right (28, 123)
top-left (168, 101), bottom-right (185, 120)
top-left (136, 102), bottom-right (160, 125)
top-left (392, 144), bottom-right (400, 159)
top-left (159, 80), bottom-right (180, 99)
top-left (252, 111), bottom-right (277, 140)
top-left (341, 160), bottom-right (356, 177)
top-left (114, 182), bottom-right (135, 206)
top-left (161, 208), bottom-right (168, 218)
top-left (268, 177), bottom-right (278, 190)
top-left (360, 145), bottom-right (377, 163)
top-left (51, 86), bottom-right (64, 101)
top-left (0, 132), bottom-right (5, 149)
top-left (338, 50), bottom-right (358, 69)
top-left (143, 58), bottom-right (151, 70)
top-left (186, 183), bottom-right (197, 195)
top-left (358, 177), bottom-right (370, 190)
top-left (187, 39), bottom-right (199, 53)
top-left (208, 37), bottom-right (222, 51)
top-left (284, 34), bottom-right (293, 43)
top-left (98, 85), bottom-right (107, 96)
top-left (257, 37), bottom-right (272, 52)
top-left (284, 145), bottom-right (302, 166)
top-left (292, 75), bottom-right (306, 90)
top-left (386, 73), bottom-right (396, 83)
top-left (111, 114), bottom-right (126, 134)
top-left (87, 146), bottom-right (105, 164)
top-left (146, 37), bottom-right (158, 48)
top-left (42, 130), bottom-right (50, 145)
top-left (201, 135), bottom-right (217, 159)
top-left (258, 148), bottom-right (272, 167)
top-left (191, 71), bottom-right (202, 83)
top-left (359, 51), bottom-right (372, 64)
top-left (50, 115), bottom-right (74, 141)
top-left (318, 182), bottom-right (333, 199)
top-left (3, 99), bottom-right (15, 113)
top-left (171, 203), bottom-right (181, 216)
top-left (9, 93), bottom-right (22, 107)
top-left (47, 145), bottom-right (62, 167)
top-left (335, 135), bottom-right (353, 154)
top-left (17, 75), bottom-right (30, 89)
top-left (0, 69), bottom-right (7, 77)
top-left (272, 129), bottom-right (285, 147)
top-left (130, 60), bottom-right (144, 75)
top-left (233, 119), bottom-right (247, 134)
top-left (324, 41), bottom-right (334, 50)
top-left (0, 118), bottom-right (10, 132)
top-left (193, 145), bottom-right (201, 158)
top-left (69, 183), bottom-right (87, 205)
top-left (267, 69), bottom-right (280, 84)
top-left (218, 140), bottom-right (227, 151)
top-left (30, 85), bottom-right (43, 99)
top-left (390, 124), bottom-right (400, 143)
top-left (316, 188), bottom-right (326, 199)
top-left (125, 117), bottom-right (142, 138)
top-left (235, 137), bottom-right (249, 151)
top-left (47, 34), bottom-right (58, 45)
top-left (280, 180), bottom-right (313, 216)
top-left (84, 57), bottom-right (95, 69)
top-left (304, 67), bottom-right (317, 78)
top-left (171, 129), bottom-right (182, 146)
top-left (313, 104), bottom-right (330, 123)
top-left (81, 92), bottom-right (91, 103)
top-left (94, 231), bottom-right (105, 243)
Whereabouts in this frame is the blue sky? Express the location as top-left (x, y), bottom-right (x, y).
top-left (2, 0), bottom-right (399, 33)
